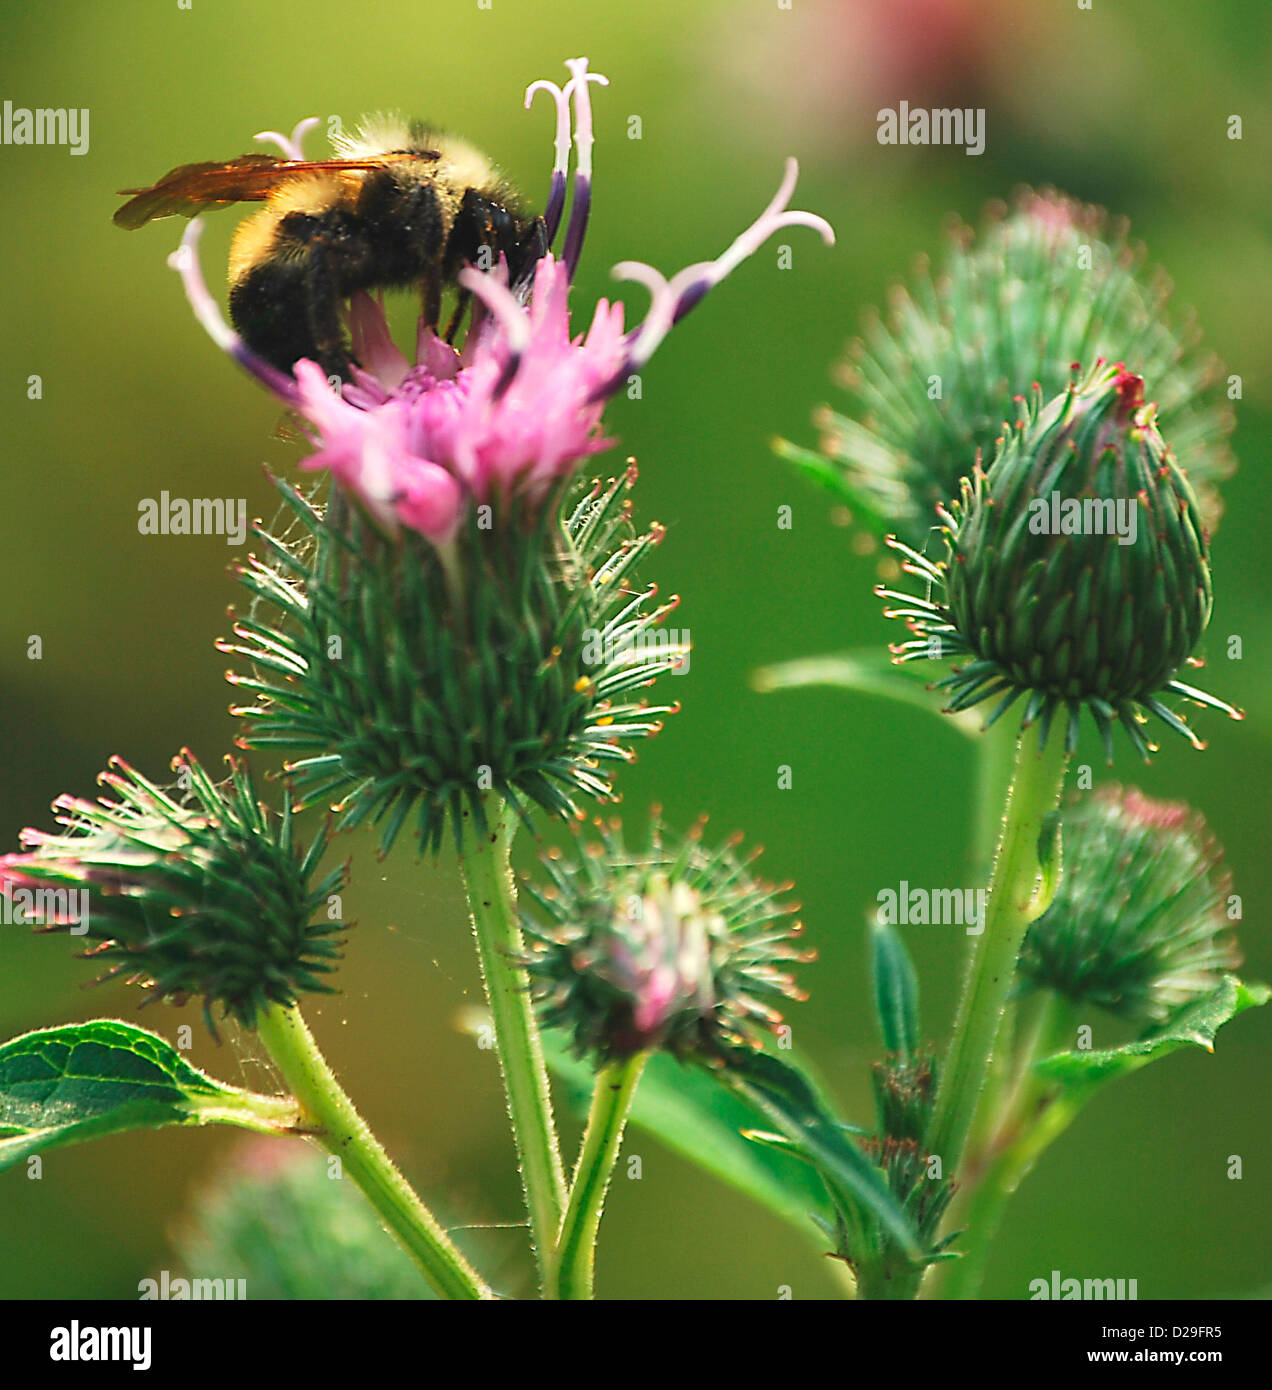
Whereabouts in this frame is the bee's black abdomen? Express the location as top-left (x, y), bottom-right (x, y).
top-left (229, 258), bottom-right (323, 374)
top-left (229, 174), bottom-right (451, 375)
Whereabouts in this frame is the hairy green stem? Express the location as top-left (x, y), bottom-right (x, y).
top-left (855, 1258), bottom-right (926, 1301)
top-left (255, 1001), bottom-right (491, 1301)
top-left (930, 991), bottom-right (1078, 1299)
top-left (552, 1052), bottom-right (648, 1300)
top-left (970, 717), bottom-right (1020, 875)
top-left (950, 1092), bottom-right (1085, 1297)
top-left (958, 717), bottom-right (1028, 1182)
top-left (459, 802), bottom-right (567, 1292)
top-left (925, 725), bottom-right (1069, 1191)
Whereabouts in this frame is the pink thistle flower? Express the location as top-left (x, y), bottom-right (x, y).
top-left (169, 58), bottom-right (834, 544)
top-left (2, 753), bottom-right (347, 1034)
top-left (520, 815), bottom-right (812, 1064)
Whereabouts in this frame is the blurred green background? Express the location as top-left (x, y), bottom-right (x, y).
top-left (1, 0), bottom-right (1268, 1299)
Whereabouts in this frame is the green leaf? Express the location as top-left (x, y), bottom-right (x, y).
top-left (723, 1049), bottom-right (922, 1259)
top-left (870, 920), bottom-right (920, 1059)
top-left (752, 649), bottom-right (981, 737)
top-left (1035, 978), bottom-right (1270, 1093)
top-left (541, 1032), bottom-right (833, 1243)
top-left (0, 1020), bottom-right (299, 1171)
top-left (772, 437), bottom-right (893, 537)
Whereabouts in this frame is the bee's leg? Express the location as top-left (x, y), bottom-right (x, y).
top-left (446, 190), bottom-right (493, 276)
top-left (443, 286), bottom-right (471, 344)
top-left (229, 239), bottom-right (344, 378)
top-left (442, 196), bottom-right (544, 344)
top-left (300, 236), bottom-right (354, 380)
top-left (256, 209), bottom-right (358, 378)
top-left (509, 216), bottom-right (549, 289)
top-left (366, 179), bottom-right (444, 335)
top-left (446, 191), bottom-right (536, 284)
top-left (422, 273), bottom-right (442, 336)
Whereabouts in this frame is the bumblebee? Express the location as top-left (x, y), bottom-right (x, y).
top-left (115, 118), bottom-right (546, 377)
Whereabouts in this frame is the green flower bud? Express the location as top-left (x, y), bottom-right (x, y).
top-left (2, 753), bottom-right (346, 1037)
top-left (782, 188), bottom-right (1233, 549)
top-left (225, 469), bottom-right (684, 855)
top-left (519, 815), bottom-right (812, 1065)
top-left (881, 361), bottom-right (1242, 759)
top-left (175, 1139), bottom-right (436, 1299)
top-left (870, 1051), bottom-right (936, 1147)
top-left (855, 1053), bottom-right (956, 1267)
top-left (1019, 786), bottom-right (1240, 1026)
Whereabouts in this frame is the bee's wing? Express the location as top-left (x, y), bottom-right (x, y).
top-left (113, 154), bottom-right (387, 228)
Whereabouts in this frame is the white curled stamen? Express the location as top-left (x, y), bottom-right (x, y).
top-left (524, 79), bottom-right (572, 180)
top-left (169, 220), bottom-right (300, 400)
top-left (616, 159), bottom-right (836, 368)
top-left (609, 260), bottom-right (678, 371)
top-left (168, 221), bottom-right (239, 354)
top-left (564, 57), bottom-right (608, 186)
top-left (559, 59), bottom-right (609, 275)
top-left (711, 158), bottom-right (835, 282)
top-left (253, 116), bottom-right (320, 161)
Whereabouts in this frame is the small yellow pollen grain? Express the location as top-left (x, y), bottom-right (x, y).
top-left (597, 716), bottom-right (614, 726)
top-left (573, 676), bottom-right (593, 693)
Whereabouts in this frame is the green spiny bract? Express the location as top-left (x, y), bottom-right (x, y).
top-left (1019, 785), bottom-right (1240, 1026)
top-left (3, 753), bottom-right (346, 1037)
top-left (871, 1049), bottom-right (936, 1146)
top-left (519, 815), bottom-right (812, 1065)
top-left (880, 361), bottom-right (1242, 759)
top-left (819, 1053), bottom-right (957, 1292)
top-left (839, 1052), bottom-right (957, 1279)
top-left (852, 1135), bottom-right (958, 1276)
top-left (224, 468), bottom-right (683, 856)
top-left (860, 925), bottom-right (954, 1267)
top-left (781, 188), bottom-right (1233, 550)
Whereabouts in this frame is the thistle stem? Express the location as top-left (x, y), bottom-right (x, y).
top-left (937, 992), bottom-right (1079, 1299)
top-left (254, 1001), bottom-right (492, 1301)
top-left (971, 716), bottom-right (1020, 875)
top-left (459, 802), bottom-right (567, 1292)
top-left (856, 1260), bottom-right (925, 1302)
top-left (925, 725), bottom-right (1069, 1194)
top-left (552, 1052), bottom-right (648, 1300)
top-left (955, 717), bottom-right (1035, 1215)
